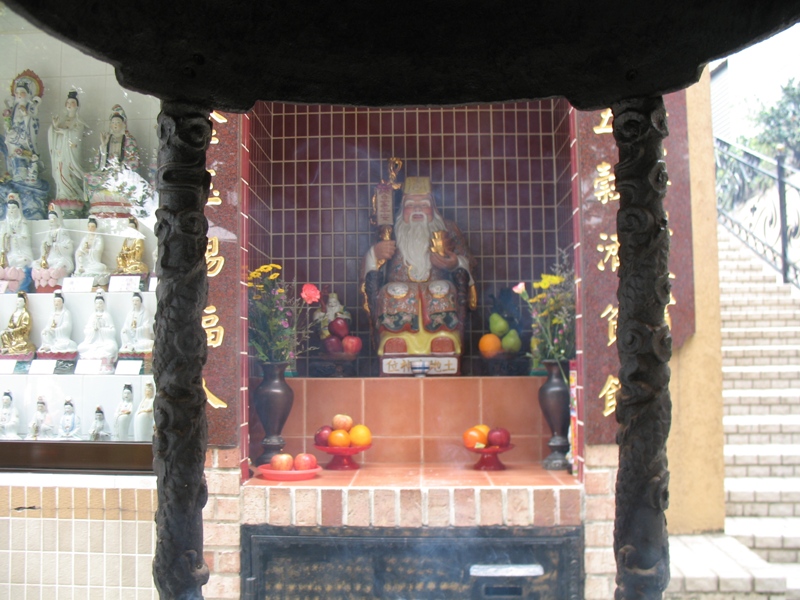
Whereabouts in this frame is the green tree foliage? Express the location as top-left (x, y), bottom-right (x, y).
top-left (753, 78), bottom-right (800, 167)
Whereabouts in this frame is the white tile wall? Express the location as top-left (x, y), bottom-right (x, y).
top-left (0, 478), bottom-right (159, 599)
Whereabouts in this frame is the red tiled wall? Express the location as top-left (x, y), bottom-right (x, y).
top-left (247, 100), bottom-right (574, 375)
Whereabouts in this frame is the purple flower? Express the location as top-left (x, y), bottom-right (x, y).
top-left (286, 310), bottom-right (293, 317)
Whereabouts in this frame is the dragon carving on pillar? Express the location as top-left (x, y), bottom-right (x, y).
top-left (611, 96), bottom-right (673, 600)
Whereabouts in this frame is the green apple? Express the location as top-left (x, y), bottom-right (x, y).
top-left (489, 313), bottom-right (510, 337)
top-left (502, 329), bottom-right (522, 353)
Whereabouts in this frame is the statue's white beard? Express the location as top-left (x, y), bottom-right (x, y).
top-left (395, 212), bottom-right (446, 281)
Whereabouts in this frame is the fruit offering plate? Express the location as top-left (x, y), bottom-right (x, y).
top-left (314, 444), bottom-right (372, 470)
top-left (257, 465), bottom-right (323, 481)
top-left (466, 444), bottom-right (515, 471)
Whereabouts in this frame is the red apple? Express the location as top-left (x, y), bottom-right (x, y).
top-left (487, 427), bottom-right (511, 448)
top-left (328, 317), bottom-right (350, 339)
top-left (332, 413), bottom-right (354, 432)
top-left (314, 425), bottom-right (333, 446)
top-left (342, 335), bottom-right (362, 355)
top-left (323, 336), bottom-right (343, 354)
top-left (294, 453), bottom-right (317, 470)
top-left (270, 453), bottom-right (294, 470)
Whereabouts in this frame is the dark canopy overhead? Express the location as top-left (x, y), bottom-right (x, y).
top-left (7, 0), bottom-right (800, 111)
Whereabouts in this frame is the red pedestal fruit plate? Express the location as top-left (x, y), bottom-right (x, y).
top-left (314, 444), bottom-right (371, 470)
top-left (466, 444), bottom-right (515, 471)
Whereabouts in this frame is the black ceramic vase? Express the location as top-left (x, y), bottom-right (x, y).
top-left (253, 362), bottom-right (294, 466)
top-left (538, 360), bottom-right (571, 470)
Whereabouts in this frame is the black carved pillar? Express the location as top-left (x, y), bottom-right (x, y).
top-left (152, 101), bottom-right (212, 599)
top-left (611, 97), bottom-right (672, 599)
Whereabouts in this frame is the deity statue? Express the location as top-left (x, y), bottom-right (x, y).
top-left (32, 204), bottom-right (74, 290)
top-left (0, 194), bottom-right (34, 292)
top-left (38, 290), bottom-right (78, 356)
top-left (88, 406), bottom-right (111, 441)
top-left (77, 290), bottom-right (118, 369)
top-left (361, 177), bottom-right (476, 373)
top-left (0, 291), bottom-right (35, 357)
top-left (120, 292), bottom-right (154, 353)
top-left (2, 74), bottom-right (41, 184)
top-left (74, 217), bottom-right (110, 287)
top-left (312, 292), bottom-right (352, 339)
top-left (95, 105), bottom-right (140, 172)
top-left (114, 216), bottom-right (149, 276)
top-left (57, 398), bottom-right (81, 440)
top-left (0, 391), bottom-right (20, 439)
top-left (26, 397), bottom-right (53, 440)
top-left (113, 383), bottom-right (134, 441)
top-left (48, 90), bottom-right (87, 215)
top-left (133, 382), bottom-right (155, 442)
top-left (0, 194), bottom-right (33, 268)
top-left (84, 105), bottom-right (143, 218)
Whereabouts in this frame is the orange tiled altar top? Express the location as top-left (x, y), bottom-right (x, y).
top-left (242, 463), bottom-right (582, 528)
top-left (246, 463), bottom-right (577, 488)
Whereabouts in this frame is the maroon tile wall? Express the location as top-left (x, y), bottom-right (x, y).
top-left (247, 101), bottom-right (574, 375)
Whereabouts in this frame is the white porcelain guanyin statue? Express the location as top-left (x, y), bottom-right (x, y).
top-left (38, 290), bottom-right (78, 356)
top-left (32, 204), bottom-right (74, 289)
top-left (26, 397), bottom-right (54, 440)
top-left (0, 194), bottom-right (34, 283)
top-left (74, 217), bottom-right (109, 287)
top-left (133, 382), bottom-right (155, 441)
top-left (84, 105), bottom-right (143, 218)
top-left (48, 90), bottom-right (87, 213)
top-left (57, 398), bottom-right (81, 440)
top-left (0, 391), bottom-right (20, 439)
top-left (88, 406), bottom-right (111, 441)
top-left (113, 383), bottom-right (133, 441)
top-left (120, 292), bottom-right (154, 353)
top-left (77, 291), bottom-right (118, 369)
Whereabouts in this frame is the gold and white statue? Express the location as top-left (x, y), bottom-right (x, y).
top-left (0, 291), bottom-right (35, 356)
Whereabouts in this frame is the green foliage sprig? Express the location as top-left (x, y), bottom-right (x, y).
top-left (513, 253), bottom-right (576, 380)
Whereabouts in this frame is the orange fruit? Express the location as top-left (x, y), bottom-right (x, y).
top-left (463, 426), bottom-right (488, 449)
top-left (474, 424), bottom-right (490, 437)
top-left (328, 429), bottom-right (351, 448)
top-left (478, 333), bottom-right (503, 359)
top-left (349, 424), bottom-right (372, 447)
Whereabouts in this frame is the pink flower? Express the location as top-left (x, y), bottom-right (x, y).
top-left (281, 320), bottom-right (289, 328)
top-left (301, 283), bottom-right (321, 303)
top-left (512, 282), bottom-right (526, 294)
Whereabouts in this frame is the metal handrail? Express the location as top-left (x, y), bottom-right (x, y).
top-left (715, 137), bottom-right (800, 288)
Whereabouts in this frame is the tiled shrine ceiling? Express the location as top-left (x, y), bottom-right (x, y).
top-left (6, 1), bottom-right (800, 111)
top-left (246, 101), bottom-right (573, 376)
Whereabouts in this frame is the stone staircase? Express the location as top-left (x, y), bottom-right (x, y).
top-left (718, 223), bottom-right (800, 597)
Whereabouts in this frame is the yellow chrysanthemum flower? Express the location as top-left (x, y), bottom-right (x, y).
top-left (269, 272), bottom-right (280, 280)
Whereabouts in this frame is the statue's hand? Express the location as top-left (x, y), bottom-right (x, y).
top-left (430, 250), bottom-right (459, 271)
top-left (100, 132), bottom-right (109, 146)
top-left (374, 240), bottom-right (396, 262)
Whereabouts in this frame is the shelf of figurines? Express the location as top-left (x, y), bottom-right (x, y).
top-left (0, 212), bottom-right (158, 443)
top-left (0, 287), bottom-right (156, 443)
